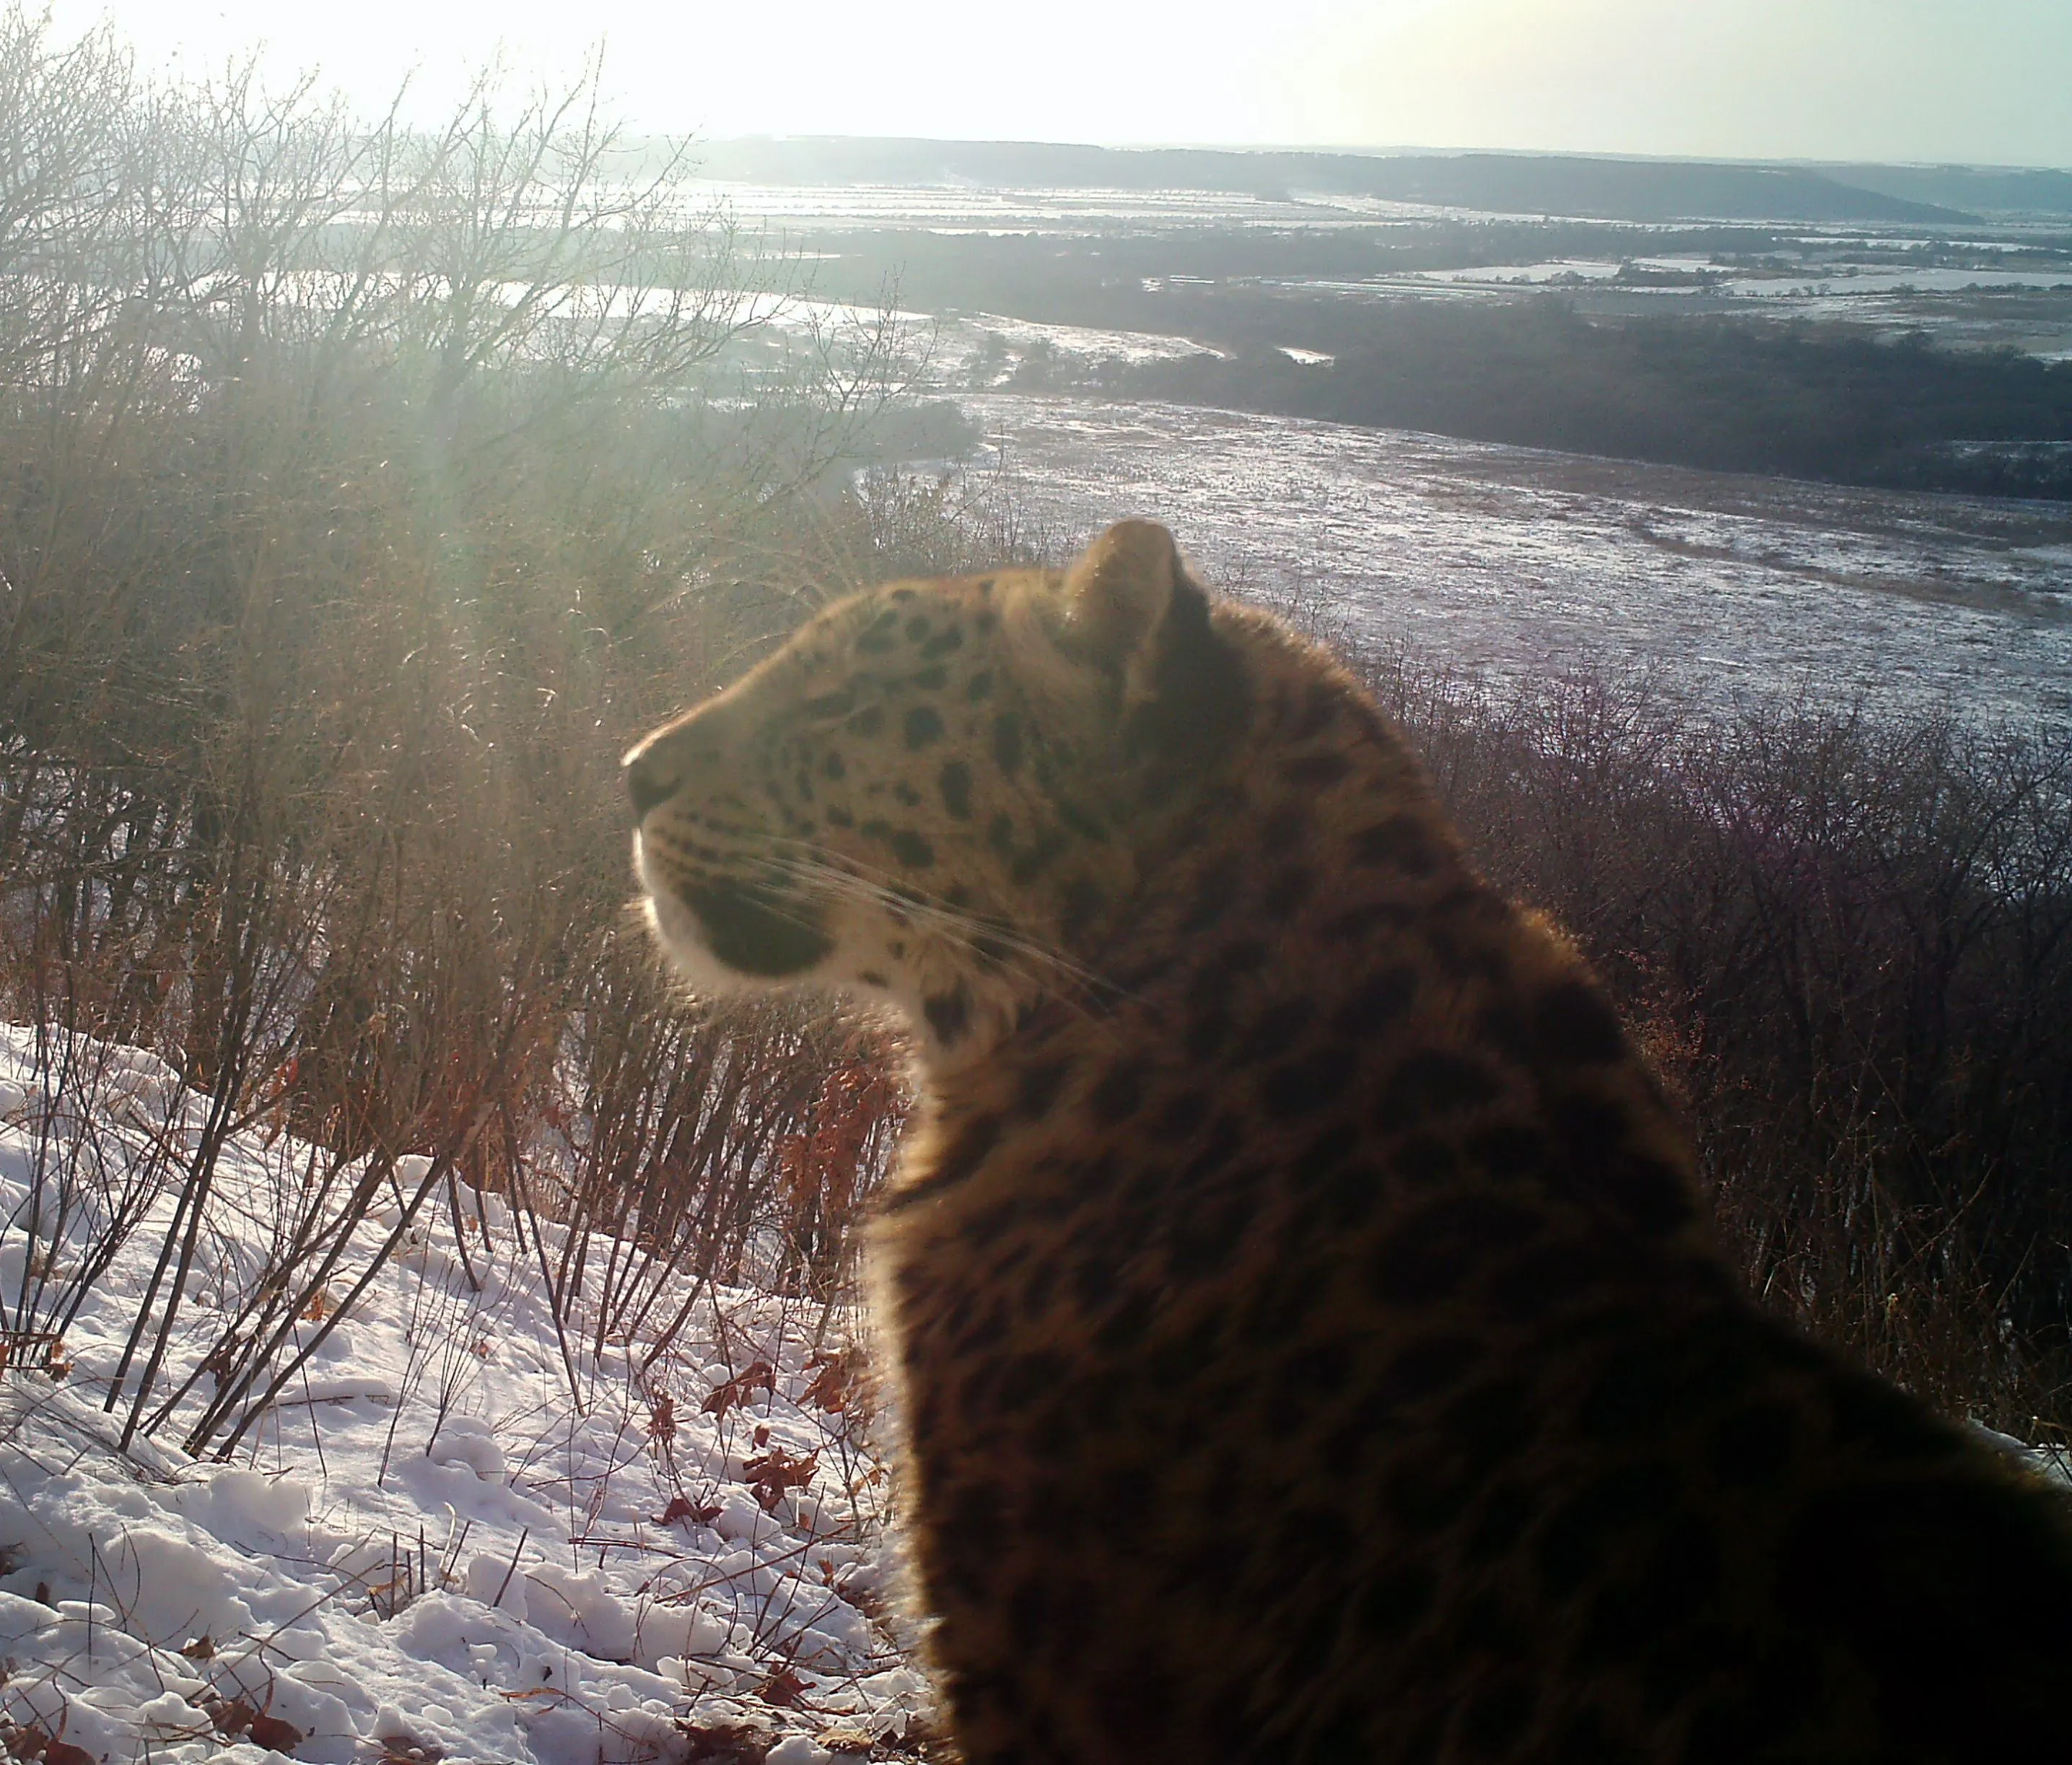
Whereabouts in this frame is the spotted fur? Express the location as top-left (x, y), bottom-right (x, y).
top-left (626, 520), bottom-right (2072, 1764)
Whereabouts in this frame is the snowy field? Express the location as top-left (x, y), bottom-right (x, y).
top-left (956, 393), bottom-right (2072, 729)
top-left (677, 180), bottom-right (1493, 233)
top-left (1275, 269), bottom-right (2072, 359)
top-left (0, 1028), bottom-right (927, 1765)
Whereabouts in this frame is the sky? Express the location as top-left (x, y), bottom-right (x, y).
top-left (43, 0), bottom-right (2072, 168)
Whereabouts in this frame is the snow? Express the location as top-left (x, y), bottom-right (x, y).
top-left (1415, 260), bottom-right (1626, 284)
top-left (0, 1027), bottom-right (930, 1764)
top-left (1371, 261), bottom-right (2072, 300)
top-left (924, 312), bottom-right (1223, 390)
top-left (957, 393), bottom-right (2072, 730)
top-left (675, 179), bottom-right (1433, 235)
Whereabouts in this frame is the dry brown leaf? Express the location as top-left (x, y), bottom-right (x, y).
top-left (803, 1348), bottom-right (865, 1415)
top-left (673, 1714), bottom-right (774, 1764)
top-left (756, 1664), bottom-right (811, 1707)
top-left (212, 1697), bottom-right (257, 1738)
top-left (652, 1494), bottom-right (722, 1527)
top-left (249, 1712), bottom-right (304, 1753)
top-left (646, 1390), bottom-right (678, 1447)
top-left (742, 1447), bottom-right (818, 1512)
top-left (701, 1360), bottom-right (775, 1417)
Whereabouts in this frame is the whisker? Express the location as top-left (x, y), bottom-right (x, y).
top-left (748, 834), bottom-right (1124, 993)
top-left (770, 863), bottom-right (1098, 1007)
top-left (748, 844), bottom-right (1142, 1024)
top-left (647, 854), bottom-right (849, 966)
top-left (657, 827), bottom-right (1147, 1040)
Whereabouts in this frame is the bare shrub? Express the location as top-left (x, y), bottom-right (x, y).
top-left (1365, 652), bottom-right (2072, 1435)
top-left (0, 4), bottom-right (922, 1452)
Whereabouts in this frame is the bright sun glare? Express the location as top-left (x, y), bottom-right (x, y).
top-left (43, 0), bottom-right (2072, 166)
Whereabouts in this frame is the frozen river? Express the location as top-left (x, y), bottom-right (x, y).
top-left (956, 394), bottom-right (2072, 728)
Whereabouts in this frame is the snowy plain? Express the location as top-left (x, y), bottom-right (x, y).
top-left (0, 1027), bottom-right (926, 1765)
top-left (955, 393), bottom-right (2072, 730)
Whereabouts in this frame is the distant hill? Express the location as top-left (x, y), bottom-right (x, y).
top-left (676, 138), bottom-right (1972, 226)
top-left (1819, 164), bottom-right (2072, 219)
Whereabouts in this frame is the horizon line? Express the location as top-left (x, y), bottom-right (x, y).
top-left (652, 136), bottom-right (2072, 179)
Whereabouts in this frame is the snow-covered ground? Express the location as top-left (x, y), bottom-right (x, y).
top-left (0, 1027), bottom-right (929, 1765)
top-left (9, 996), bottom-right (2072, 1764)
top-left (956, 393), bottom-right (2072, 729)
top-left (674, 180), bottom-right (1472, 234)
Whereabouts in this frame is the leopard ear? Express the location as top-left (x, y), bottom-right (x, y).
top-left (1060, 520), bottom-right (1181, 700)
top-left (1061, 520), bottom-right (1249, 772)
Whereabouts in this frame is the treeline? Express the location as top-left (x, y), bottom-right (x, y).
top-left (805, 221), bottom-right (2072, 315)
top-left (1124, 300), bottom-right (2072, 500)
top-left (797, 226), bottom-right (2072, 500)
top-left (795, 221), bottom-right (1888, 315)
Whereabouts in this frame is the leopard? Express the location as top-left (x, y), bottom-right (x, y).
top-left (624, 519), bottom-right (2072, 1764)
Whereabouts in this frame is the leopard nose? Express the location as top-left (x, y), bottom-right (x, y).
top-left (624, 747), bottom-right (678, 821)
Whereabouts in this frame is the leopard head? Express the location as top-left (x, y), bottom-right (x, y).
top-left (625, 520), bottom-right (1247, 1065)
